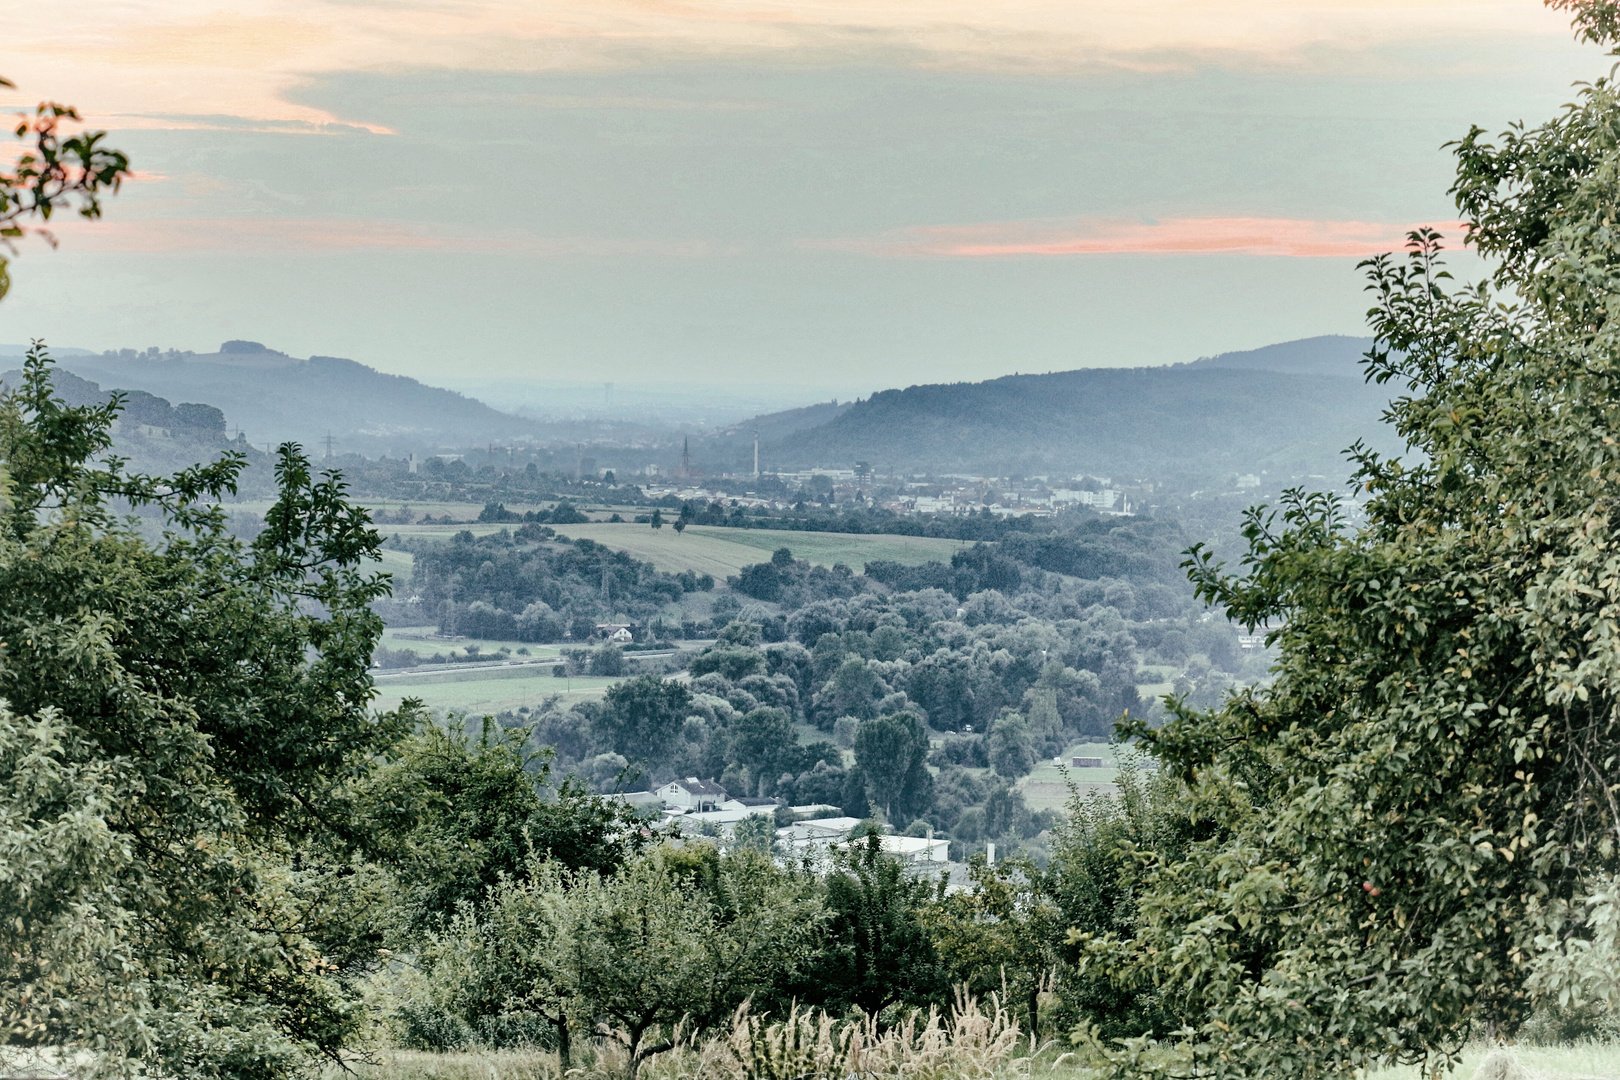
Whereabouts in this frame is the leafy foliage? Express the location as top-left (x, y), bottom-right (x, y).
top-left (407, 529), bottom-right (704, 640)
top-left (0, 347), bottom-right (404, 1078)
top-left (357, 723), bottom-right (644, 938)
top-left (854, 711), bottom-right (934, 825)
top-left (422, 845), bottom-right (823, 1077)
top-left (1075, 10), bottom-right (1620, 1074)
top-left (730, 546), bottom-right (865, 607)
top-left (0, 83), bottom-right (131, 299)
top-left (794, 832), bottom-right (948, 1017)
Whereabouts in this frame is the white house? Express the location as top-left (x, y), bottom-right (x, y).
top-left (656, 777), bottom-right (729, 812)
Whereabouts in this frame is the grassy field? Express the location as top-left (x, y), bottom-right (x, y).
top-left (377, 627), bottom-right (562, 660)
top-left (376, 548), bottom-right (414, 580)
top-left (1018, 741), bottom-right (1123, 812)
top-left (372, 668), bottom-right (623, 716)
top-left (258, 511), bottom-right (968, 582)
top-left (548, 523), bottom-right (970, 577)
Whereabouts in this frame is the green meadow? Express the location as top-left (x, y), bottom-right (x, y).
top-left (371, 667), bottom-right (624, 717)
top-left (548, 523), bottom-right (970, 577)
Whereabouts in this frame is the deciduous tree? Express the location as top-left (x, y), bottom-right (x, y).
top-left (1080, 5), bottom-right (1620, 1074)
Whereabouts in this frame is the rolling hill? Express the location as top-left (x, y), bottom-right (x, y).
top-left (53, 340), bottom-right (535, 455)
top-left (1188, 334), bottom-right (1375, 377)
top-left (742, 336), bottom-right (1399, 481)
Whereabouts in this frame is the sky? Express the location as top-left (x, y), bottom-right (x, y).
top-left (0, 1), bottom-right (1606, 395)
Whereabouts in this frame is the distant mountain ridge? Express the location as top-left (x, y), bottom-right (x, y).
top-left (11, 334), bottom-right (1399, 483)
top-left (53, 341), bottom-right (533, 453)
top-left (737, 336), bottom-right (1399, 481)
top-left (1187, 334), bottom-right (1375, 378)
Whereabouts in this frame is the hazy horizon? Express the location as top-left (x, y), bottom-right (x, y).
top-left (0, 2), bottom-right (1603, 393)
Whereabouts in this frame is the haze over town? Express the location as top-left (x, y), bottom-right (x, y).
top-left (0, 0), bottom-right (1601, 394)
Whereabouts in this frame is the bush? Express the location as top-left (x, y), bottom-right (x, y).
top-left (588, 645), bottom-right (627, 677)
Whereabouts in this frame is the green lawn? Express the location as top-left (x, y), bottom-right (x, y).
top-left (547, 523), bottom-right (970, 577)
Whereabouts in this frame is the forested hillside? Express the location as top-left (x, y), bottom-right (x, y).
top-left (704, 335), bottom-right (1394, 479)
top-left (60, 341), bottom-right (534, 452)
top-left (1185, 333), bottom-right (1374, 376)
top-left (763, 360), bottom-right (1395, 479)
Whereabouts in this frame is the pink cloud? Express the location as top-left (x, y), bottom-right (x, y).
top-left (813, 216), bottom-right (1465, 259)
top-left (47, 216), bottom-right (742, 257)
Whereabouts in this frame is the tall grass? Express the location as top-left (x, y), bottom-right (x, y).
top-left (723, 990), bottom-right (1024, 1080)
top-left (322, 993), bottom-right (1041, 1080)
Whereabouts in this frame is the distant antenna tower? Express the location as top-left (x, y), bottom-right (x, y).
top-left (322, 432), bottom-right (336, 459)
top-left (753, 430), bottom-right (760, 479)
top-left (681, 437), bottom-right (691, 479)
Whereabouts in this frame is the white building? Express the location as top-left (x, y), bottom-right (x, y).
top-left (655, 777), bottom-right (729, 812)
top-left (873, 835), bottom-right (950, 864)
top-left (677, 806), bottom-right (777, 840)
top-left (1051, 488), bottom-right (1119, 509)
top-left (776, 817), bottom-right (949, 867)
top-left (719, 795), bottom-right (778, 811)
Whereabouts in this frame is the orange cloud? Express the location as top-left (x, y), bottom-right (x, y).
top-left (46, 216), bottom-right (743, 257)
top-left (814, 215), bottom-right (1466, 258)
